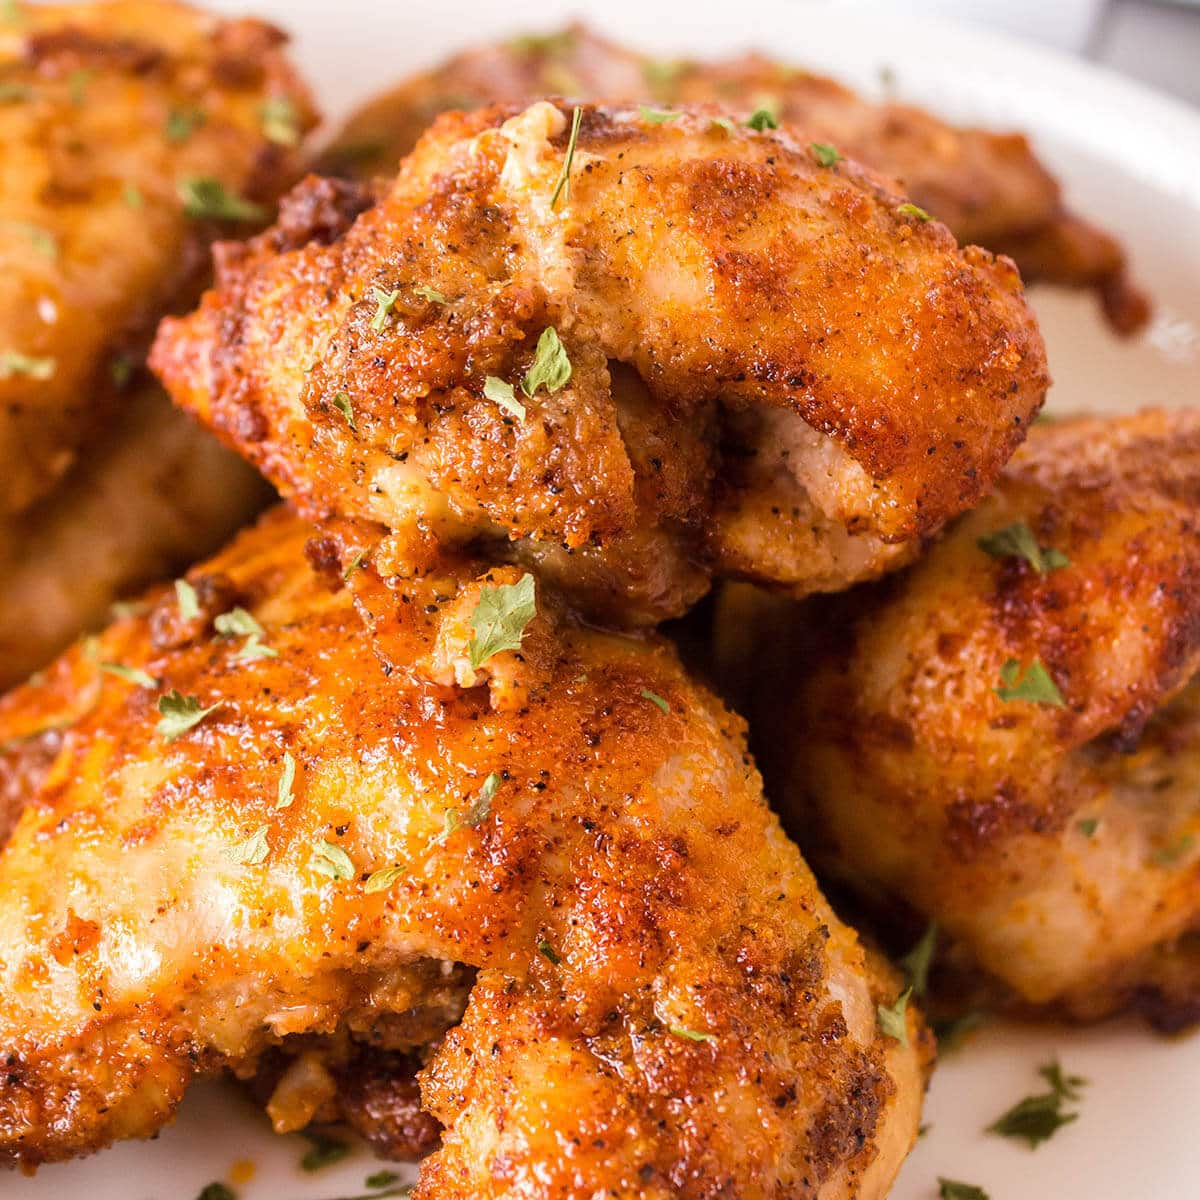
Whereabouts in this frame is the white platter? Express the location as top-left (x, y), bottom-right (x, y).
top-left (10, 2), bottom-right (1200, 1198)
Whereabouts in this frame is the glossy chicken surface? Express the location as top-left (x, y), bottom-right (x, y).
top-left (757, 409), bottom-right (1200, 1026)
top-left (153, 100), bottom-right (1047, 622)
top-left (0, 0), bottom-right (316, 516)
top-left (0, 508), bottom-right (931, 1195)
top-left (322, 24), bottom-right (1147, 333)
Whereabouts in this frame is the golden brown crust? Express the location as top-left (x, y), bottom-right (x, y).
top-left (757, 409), bottom-right (1200, 1020)
top-left (0, 508), bottom-right (929, 1193)
top-left (321, 23), bottom-right (1145, 333)
top-left (153, 100), bottom-right (1046, 621)
top-left (0, 0), bottom-right (317, 515)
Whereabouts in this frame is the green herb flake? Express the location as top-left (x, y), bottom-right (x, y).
top-left (643, 58), bottom-right (686, 94)
top-left (413, 283), bottom-right (448, 305)
top-left (987, 1090), bottom-right (1078, 1149)
top-left (110, 353), bottom-right (135, 388)
top-left (668, 1023), bottom-right (716, 1043)
top-left (214, 607), bottom-right (263, 639)
top-left (521, 326), bottom-right (572, 397)
top-left (435, 773), bottom-right (500, 845)
top-left (276, 750), bottom-right (296, 809)
top-left (369, 285), bottom-right (400, 331)
top-left (260, 97), bottom-right (301, 146)
top-left (467, 573), bottom-right (536, 668)
top-left (1077, 817), bottom-right (1099, 837)
top-left (932, 1009), bottom-right (987, 1053)
top-left (537, 939), bottom-right (562, 965)
top-left (196, 1184), bottom-right (237, 1200)
top-left (178, 177), bottom-right (266, 223)
top-left (122, 182), bottom-right (144, 209)
top-left (99, 661), bottom-right (159, 689)
top-left (1039, 1058), bottom-right (1087, 1102)
top-left (343, 549), bottom-right (368, 580)
top-left (165, 106), bottom-right (206, 143)
top-left (995, 658), bottom-right (1065, 707)
top-left (68, 68), bottom-right (93, 106)
top-left (876, 986), bottom-right (912, 1046)
top-left (899, 922), bottom-right (938, 996)
top-left (483, 375), bottom-right (526, 420)
top-left (939, 1180), bottom-right (989, 1200)
top-left (364, 864), bottom-right (405, 894)
top-left (897, 201), bottom-right (932, 221)
top-left (300, 1130), bottom-right (351, 1171)
top-left (175, 578), bottom-right (200, 620)
top-left (638, 104), bottom-right (682, 124)
top-left (709, 117), bottom-right (736, 136)
top-left (550, 104), bottom-right (583, 209)
top-left (222, 824), bottom-right (270, 867)
top-left (0, 351), bottom-right (55, 380)
top-left (641, 688), bottom-right (670, 714)
top-left (1154, 833), bottom-right (1195, 866)
top-left (978, 521), bottom-right (1070, 574)
top-left (156, 690), bottom-right (219, 742)
top-left (330, 390), bottom-right (358, 432)
top-left (811, 141), bottom-right (841, 167)
top-left (746, 107), bottom-right (779, 131)
top-left (1, 220), bottom-right (56, 258)
top-left (312, 839), bottom-right (354, 881)
top-left (366, 1172), bottom-right (401, 1190)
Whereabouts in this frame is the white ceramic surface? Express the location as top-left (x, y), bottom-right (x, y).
top-left (9, 2), bottom-right (1200, 1198)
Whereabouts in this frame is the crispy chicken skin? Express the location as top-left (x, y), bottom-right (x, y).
top-left (0, 508), bottom-right (930, 1194)
top-left (756, 409), bottom-right (1200, 1026)
top-left (0, 0), bottom-right (316, 516)
top-left (0, 373), bottom-right (271, 690)
top-left (153, 100), bottom-right (1047, 621)
top-left (321, 24), bottom-right (1146, 334)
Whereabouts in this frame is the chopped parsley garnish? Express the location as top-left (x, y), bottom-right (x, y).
top-left (1039, 1058), bottom-right (1087, 1102)
top-left (550, 104), bottom-right (583, 209)
top-left (899, 921), bottom-right (938, 996)
top-left (222, 824), bottom-right (270, 866)
top-left (369, 285), bottom-right (400, 331)
top-left (811, 141), bottom-right (841, 166)
top-left (987, 1090), bottom-right (1077, 1149)
top-left (366, 1172), bottom-right (401, 1190)
top-left (413, 283), bottom-right (448, 304)
top-left (260, 97), bottom-right (301, 146)
top-left (0, 351), bottom-right (55, 380)
top-left (196, 1185), bottom-right (237, 1200)
top-left (1153, 833), bottom-right (1195, 866)
top-left (467, 574), bottom-right (536, 668)
top-left (978, 521), bottom-right (1070, 574)
top-left (330, 390), bottom-right (358, 432)
top-left (156, 690), bottom-right (219, 742)
top-left (709, 116), bottom-right (736, 134)
top-left (343, 549), bottom-right (368, 580)
top-left (99, 661), bottom-right (159, 689)
top-left (1077, 817), bottom-right (1099, 837)
top-left (300, 1130), bottom-right (351, 1170)
top-left (643, 58), bottom-right (686, 93)
top-left (932, 1009), bottom-right (987, 1053)
top-left (537, 940), bottom-right (562, 965)
top-left (215, 607), bottom-right (276, 660)
top-left (110, 353), bottom-right (135, 388)
top-left (165, 107), bottom-right (206, 143)
top-left (364, 864), bottom-right (405, 893)
top-left (668, 1023), bottom-right (716, 1043)
top-left (897, 201), bottom-right (932, 221)
top-left (521, 326), bottom-right (572, 397)
top-left (122, 182), bottom-right (144, 209)
top-left (746, 107), bottom-right (779, 131)
top-left (437, 772), bottom-right (500, 843)
top-left (312, 839), bottom-right (355, 881)
top-left (995, 658), bottom-right (1065, 707)
top-left (175, 578), bottom-right (200, 620)
top-left (638, 105), bottom-right (682, 124)
top-left (484, 375), bottom-right (526, 420)
top-left (939, 1180), bottom-right (989, 1200)
top-left (641, 688), bottom-right (670, 714)
top-left (876, 986), bottom-right (912, 1046)
top-left (276, 750), bottom-right (296, 809)
top-left (178, 177), bottom-right (266, 222)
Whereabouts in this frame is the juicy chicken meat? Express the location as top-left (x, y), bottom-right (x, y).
top-left (754, 408), bottom-right (1200, 1027)
top-left (0, 0), bottom-right (316, 516)
top-left (0, 508), bottom-right (931, 1196)
top-left (0, 372), bottom-right (271, 690)
top-left (152, 101), bottom-right (1047, 623)
top-left (321, 24), bottom-right (1147, 334)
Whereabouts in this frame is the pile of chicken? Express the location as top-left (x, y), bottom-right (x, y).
top-left (0, 7), bottom-right (1190, 1199)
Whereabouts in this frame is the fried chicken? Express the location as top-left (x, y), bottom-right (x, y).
top-left (754, 408), bottom-right (1200, 1027)
top-left (152, 101), bottom-right (1047, 623)
top-left (0, 507), bottom-right (931, 1197)
top-left (321, 24), bottom-right (1146, 334)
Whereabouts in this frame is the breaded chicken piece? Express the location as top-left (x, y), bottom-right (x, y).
top-left (756, 409), bottom-right (1200, 1027)
top-left (0, 508), bottom-right (931, 1195)
top-left (153, 101), bottom-right (1047, 623)
top-left (0, 0), bottom-right (316, 515)
top-left (0, 372), bottom-right (271, 690)
top-left (321, 24), bottom-right (1146, 334)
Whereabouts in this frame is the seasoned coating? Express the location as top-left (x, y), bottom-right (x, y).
top-left (153, 100), bottom-right (1047, 621)
top-left (757, 409), bottom-right (1200, 1025)
top-left (321, 24), bottom-right (1146, 333)
top-left (0, 508), bottom-right (930, 1195)
top-left (0, 374), bottom-right (270, 690)
top-left (0, 0), bottom-right (316, 515)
